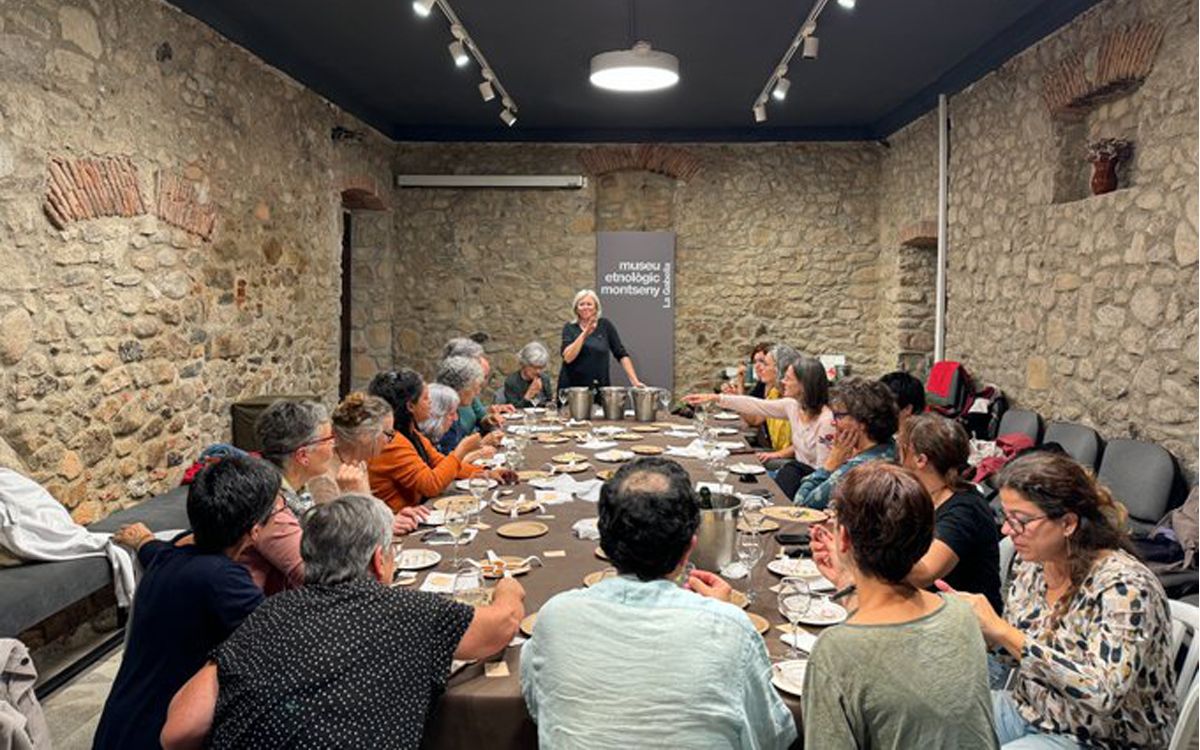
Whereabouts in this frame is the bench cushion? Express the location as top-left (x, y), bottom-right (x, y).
top-left (1, 486), bottom-right (189, 637)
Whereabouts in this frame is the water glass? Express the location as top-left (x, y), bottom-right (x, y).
top-left (444, 507), bottom-right (468, 569)
top-left (741, 495), bottom-right (765, 531)
top-left (452, 570), bottom-right (489, 607)
top-left (736, 531), bottom-right (764, 603)
top-left (778, 577), bottom-right (812, 660)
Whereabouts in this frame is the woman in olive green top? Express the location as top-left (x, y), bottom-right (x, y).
top-left (804, 463), bottom-right (998, 749)
top-left (503, 341), bottom-right (554, 408)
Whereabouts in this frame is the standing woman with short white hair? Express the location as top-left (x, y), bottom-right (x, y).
top-left (504, 341), bottom-right (555, 407)
top-left (559, 289), bottom-right (644, 392)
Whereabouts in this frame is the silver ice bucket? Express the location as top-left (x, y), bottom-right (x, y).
top-left (598, 387), bottom-right (627, 421)
top-left (691, 490), bottom-right (741, 573)
top-left (630, 387), bottom-right (667, 423)
top-left (564, 387), bottom-right (593, 422)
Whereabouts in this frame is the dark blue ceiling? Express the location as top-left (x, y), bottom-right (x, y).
top-left (166, 0), bottom-right (1102, 142)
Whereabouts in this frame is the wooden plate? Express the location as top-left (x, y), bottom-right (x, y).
top-left (630, 444), bottom-right (664, 455)
top-left (762, 506), bottom-right (829, 524)
top-left (595, 449), bottom-right (635, 463)
top-left (631, 425), bottom-right (660, 433)
top-left (613, 432), bottom-right (640, 441)
top-left (536, 435), bottom-right (569, 445)
top-left (595, 468), bottom-right (616, 481)
top-left (432, 495), bottom-right (483, 513)
top-left (583, 568), bottom-right (618, 587)
top-left (594, 546), bottom-right (609, 560)
top-left (651, 422), bottom-right (678, 429)
top-left (730, 590), bottom-right (750, 609)
top-left (560, 430), bottom-right (588, 439)
top-left (490, 499), bottom-right (540, 516)
top-left (517, 470), bottom-right (552, 481)
top-left (552, 452), bottom-right (588, 463)
top-left (552, 462), bottom-right (591, 474)
top-left (520, 612), bottom-right (538, 636)
top-left (745, 611), bottom-right (770, 635)
top-left (737, 518), bottom-right (781, 533)
top-left (497, 521), bottom-right (549, 539)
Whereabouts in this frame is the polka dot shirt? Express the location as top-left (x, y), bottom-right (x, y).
top-left (207, 578), bottom-right (474, 749)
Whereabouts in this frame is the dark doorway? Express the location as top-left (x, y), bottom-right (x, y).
top-left (339, 210), bottom-right (352, 398)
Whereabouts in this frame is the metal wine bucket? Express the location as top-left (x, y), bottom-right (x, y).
top-left (564, 387), bottom-right (594, 421)
top-left (630, 387), bottom-right (667, 422)
top-left (598, 387), bottom-right (627, 420)
top-left (691, 491), bottom-right (741, 572)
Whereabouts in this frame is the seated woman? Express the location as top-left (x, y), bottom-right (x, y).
top-left (503, 341), bottom-right (554, 408)
top-left (162, 494), bottom-right (525, 749)
top-left (435, 355), bottom-right (505, 454)
top-left (421, 383), bottom-right (496, 469)
top-left (900, 414), bottom-right (1002, 613)
top-left (308, 392), bottom-right (425, 534)
top-left (948, 451), bottom-right (1177, 748)
top-left (238, 400), bottom-right (337, 593)
top-left (367, 369), bottom-right (514, 511)
top-left (737, 344), bottom-right (797, 458)
top-left (720, 341), bottom-right (772, 398)
top-left (443, 337), bottom-right (514, 428)
top-left (793, 377), bottom-right (897, 509)
top-left (94, 457), bottom-right (277, 750)
top-left (685, 353), bottom-right (834, 496)
top-left (804, 462), bottom-right (997, 748)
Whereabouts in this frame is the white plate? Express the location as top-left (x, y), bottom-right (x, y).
top-left (728, 463), bottom-right (767, 475)
top-left (524, 407), bottom-right (547, 415)
top-left (771, 659), bottom-right (808, 697)
top-left (578, 440), bottom-right (618, 451)
top-left (713, 412), bottom-right (741, 421)
top-left (709, 426), bottom-right (739, 435)
top-left (593, 426), bottom-right (626, 435)
top-left (767, 557), bottom-right (822, 578)
top-left (455, 478), bottom-right (499, 491)
top-left (595, 449), bottom-right (635, 462)
top-left (420, 509), bottom-right (446, 526)
top-left (796, 600), bottom-right (848, 627)
top-left (395, 548), bottom-right (442, 571)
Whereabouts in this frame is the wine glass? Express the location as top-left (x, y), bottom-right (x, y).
top-left (778, 577), bottom-right (812, 660)
top-left (736, 531), bottom-right (764, 604)
top-left (741, 494), bottom-right (765, 532)
top-left (444, 505), bottom-right (469, 570)
top-left (558, 390), bottom-right (568, 419)
top-left (453, 569), bottom-right (489, 607)
top-left (467, 476), bottom-right (490, 528)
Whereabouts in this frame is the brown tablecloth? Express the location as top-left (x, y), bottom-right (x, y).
top-left (418, 416), bottom-right (814, 749)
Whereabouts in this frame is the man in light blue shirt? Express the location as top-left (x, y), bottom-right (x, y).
top-left (520, 457), bottom-right (797, 750)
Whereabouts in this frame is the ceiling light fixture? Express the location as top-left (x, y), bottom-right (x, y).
top-left (448, 40), bottom-right (470, 67)
top-left (751, 0), bottom-right (843, 123)
top-left (413, 0), bottom-right (520, 127)
top-left (590, 41), bottom-right (679, 92)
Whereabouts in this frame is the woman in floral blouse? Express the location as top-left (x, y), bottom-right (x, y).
top-left (944, 451), bottom-right (1177, 749)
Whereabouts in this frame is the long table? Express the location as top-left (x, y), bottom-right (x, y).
top-left (418, 416), bottom-right (816, 749)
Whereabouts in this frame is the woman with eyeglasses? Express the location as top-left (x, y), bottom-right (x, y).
top-left (367, 369), bottom-right (516, 511)
top-left (792, 377), bottom-right (898, 509)
top-left (308, 392), bottom-right (429, 534)
top-left (238, 400), bottom-right (337, 594)
top-left (942, 451), bottom-right (1177, 748)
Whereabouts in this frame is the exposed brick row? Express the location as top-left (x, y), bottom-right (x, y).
top-left (578, 145), bottom-right (701, 182)
top-left (155, 170), bottom-right (217, 240)
top-left (42, 156), bottom-right (146, 229)
top-left (1041, 21), bottom-right (1163, 113)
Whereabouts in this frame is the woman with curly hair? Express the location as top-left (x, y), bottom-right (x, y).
top-left (944, 451), bottom-right (1177, 748)
top-left (794, 377), bottom-right (897, 509)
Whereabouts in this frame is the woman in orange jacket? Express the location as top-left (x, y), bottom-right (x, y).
top-left (367, 369), bottom-right (515, 511)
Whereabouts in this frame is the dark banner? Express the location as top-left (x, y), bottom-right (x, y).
top-left (595, 231), bottom-right (675, 392)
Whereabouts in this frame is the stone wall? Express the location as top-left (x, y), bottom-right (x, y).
top-left (886, 0), bottom-right (1198, 471)
top-left (0, 0), bottom-right (393, 521)
top-left (389, 142), bottom-right (894, 397)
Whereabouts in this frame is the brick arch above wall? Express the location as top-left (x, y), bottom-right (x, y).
top-left (578, 145), bottom-right (701, 182)
top-left (340, 173), bottom-right (387, 210)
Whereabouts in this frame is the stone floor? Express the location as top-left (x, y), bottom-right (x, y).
top-left (40, 647), bottom-right (123, 750)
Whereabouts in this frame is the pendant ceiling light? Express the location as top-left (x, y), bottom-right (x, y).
top-left (589, 2), bottom-right (678, 93)
top-left (590, 41), bottom-right (679, 92)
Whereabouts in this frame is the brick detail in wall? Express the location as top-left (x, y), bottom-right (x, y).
top-left (1041, 21), bottom-right (1164, 113)
top-left (155, 170), bottom-right (217, 240)
top-left (42, 156), bottom-right (147, 229)
top-left (578, 145), bottom-right (701, 182)
top-left (898, 219), bottom-right (938, 249)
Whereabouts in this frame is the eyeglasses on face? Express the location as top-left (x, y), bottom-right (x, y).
top-left (296, 433), bottom-right (336, 451)
top-left (994, 508), bottom-right (1050, 535)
